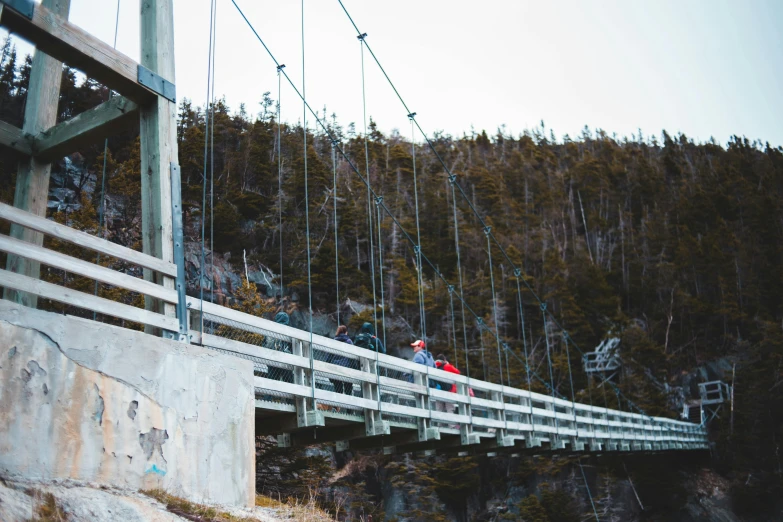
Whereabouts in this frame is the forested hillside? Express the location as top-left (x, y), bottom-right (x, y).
top-left (0, 39), bottom-right (781, 518)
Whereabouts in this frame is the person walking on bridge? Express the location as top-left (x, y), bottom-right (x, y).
top-left (354, 322), bottom-right (385, 354)
top-left (330, 325), bottom-right (354, 396)
top-left (411, 340), bottom-right (438, 389)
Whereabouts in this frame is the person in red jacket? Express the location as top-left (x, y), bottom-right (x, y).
top-left (434, 353), bottom-right (461, 393)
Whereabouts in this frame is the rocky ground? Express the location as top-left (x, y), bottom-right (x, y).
top-left (0, 478), bottom-right (334, 522)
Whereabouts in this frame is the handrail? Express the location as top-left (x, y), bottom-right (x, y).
top-left (0, 202), bottom-right (177, 277)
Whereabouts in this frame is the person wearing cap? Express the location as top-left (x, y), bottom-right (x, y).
top-left (411, 340), bottom-right (438, 389)
top-left (411, 340), bottom-right (435, 367)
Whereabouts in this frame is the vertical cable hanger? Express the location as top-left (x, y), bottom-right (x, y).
top-left (277, 63), bottom-right (285, 302)
top-left (93, 0), bottom-right (122, 320)
top-left (448, 174), bottom-right (470, 381)
top-left (209, 0), bottom-right (217, 304)
top-left (485, 226), bottom-right (504, 387)
top-left (199, 0), bottom-right (217, 335)
top-left (358, 33), bottom-right (379, 336)
top-left (409, 113), bottom-right (426, 343)
top-left (331, 138), bottom-right (340, 323)
top-left (375, 196), bottom-right (387, 351)
top-left (301, 0), bottom-right (315, 406)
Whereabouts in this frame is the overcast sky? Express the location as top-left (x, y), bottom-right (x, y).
top-left (9, 0), bottom-right (783, 145)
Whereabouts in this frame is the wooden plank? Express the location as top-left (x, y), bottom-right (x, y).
top-left (429, 388), bottom-right (470, 404)
top-left (0, 233), bottom-right (177, 303)
top-left (4, 0), bottom-right (71, 308)
top-left (314, 389), bottom-right (378, 410)
top-left (253, 376), bottom-right (312, 398)
top-left (428, 411), bottom-right (471, 424)
top-left (0, 120), bottom-right (33, 155)
top-left (34, 95), bottom-right (138, 161)
top-left (0, 202), bottom-right (178, 277)
top-left (469, 396), bottom-right (505, 410)
top-left (380, 402), bottom-right (430, 419)
top-left (139, 0), bottom-right (177, 327)
top-left (471, 417), bottom-right (507, 429)
top-left (0, 267), bottom-right (177, 331)
top-left (0, 1), bottom-right (157, 103)
top-left (378, 376), bottom-right (427, 394)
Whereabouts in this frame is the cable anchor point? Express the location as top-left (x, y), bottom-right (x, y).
top-left (374, 195), bottom-right (383, 205)
top-left (447, 285), bottom-right (455, 294)
top-left (448, 174), bottom-right (457, 184)
top-left (407, 112), bottom-right (417, 120)
top-left (483, 225), bottom-right (492, 236)
top-left (513, 268), bottom-right (522, 278)
top-left (276, 64), bottom-right (286, 72)
top-left (357, 33), bottom-right (368, 41)
top-left (540, 303), bottom-right (547, 312)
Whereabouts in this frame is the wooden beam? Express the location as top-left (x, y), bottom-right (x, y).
top-left (0, 120), bottom-right (33, 155)
top-left (34, 96), bottom-right (138, 161)
top-left (139, 0), bottom-right (177, 328)
top-left (4, 0), bottom-right (70, 308)
top-left (0, 234), bottom-right (178, 303)
top-left (0, 1), bottom-right (158, 103)
top-left (0, 267), bottom-right (178, 331)
top-left (0, 202), bottom-right (177, 277)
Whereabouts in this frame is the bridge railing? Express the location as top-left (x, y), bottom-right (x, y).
top-left (0, 201), bottom-right (708, 452)
top-left (0, 201), bottom-right (182, 333)
top-left (189, 297), bottom-right (709, 452)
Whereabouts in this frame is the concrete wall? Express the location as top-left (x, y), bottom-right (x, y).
top-left (0, 301), bottom-right (255, 507)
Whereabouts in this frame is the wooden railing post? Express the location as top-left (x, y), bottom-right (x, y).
top-left (4, 0), bottom-right (71, 308)
top-left (292, 339), bottom-right (322, 429)
top-left (360, 358), bottom-right (389, 437)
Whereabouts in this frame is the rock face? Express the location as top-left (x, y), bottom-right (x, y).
top-left (0, 300), bottom-right (256, 507)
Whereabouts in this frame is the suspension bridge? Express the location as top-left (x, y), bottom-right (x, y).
top-left (0, 0), bottom-right (707, 509)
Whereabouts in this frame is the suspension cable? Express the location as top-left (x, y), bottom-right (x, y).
top-left (199, 0), bottom-right (217, 335)
top-left (93, 0), bottom-right (122, 320)
top-left (358, 34), bottom-right (379, 336)
top-left (230, 0), bottom-right (580, 404)
top-left (484, 226), bottom-right (504, 387)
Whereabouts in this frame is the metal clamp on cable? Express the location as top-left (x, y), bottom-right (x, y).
top-left (448, 174), bottom-right (457, 184)
top-left (374, 195), bottom-right (383, 205)
top-left (407, 112), bottom-right (417, 120)
top-left (447, 285), bottom-right (454, 294)
top-left (413, 245), bottom-right (420, 254)
top-left (513, 268), bottom-right (522, 278)
top-left (540, 303), bottom-right (547, 312)
top-left (357, 32), bottom-right (367, 41)
top-left (276, 64), bottom-right (286, 72)
top-left (483, 225), bottom-right (492, 236)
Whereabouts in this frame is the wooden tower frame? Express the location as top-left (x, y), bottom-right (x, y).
top-left (0, 0), bottom-right (180, 325)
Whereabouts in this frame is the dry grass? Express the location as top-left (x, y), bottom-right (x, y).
top-left (141, 489), bottom-right (258, 522)
top-left (25, 489), bottom-right (67, 522)
top-left (255, 492), bottom-right (335, 521)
